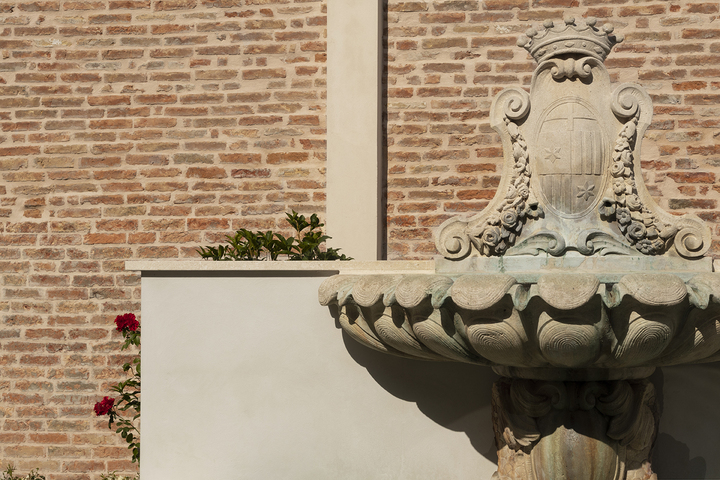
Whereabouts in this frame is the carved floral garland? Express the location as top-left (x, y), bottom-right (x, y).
top-left (599, 115), bottom-right (676, 255)
top-left (469, 117), bottom-right (541, 256)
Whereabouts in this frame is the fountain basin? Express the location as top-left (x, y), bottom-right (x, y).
top-left (319, 259), bottom-right (720, 479)
top-left (319, 258), bottom-right (720, 381)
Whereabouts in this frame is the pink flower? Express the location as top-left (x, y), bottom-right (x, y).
top-left (115, 313), bottom-right (139, 332)
top-left (94, 396), bottom-right (115, 416)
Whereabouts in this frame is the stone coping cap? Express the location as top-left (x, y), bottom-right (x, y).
top-left (126, 257), bottom-right (718, 280)
top-left (124, 260), bottom-right (435, 275)
top-left (437, 256), bottom-right (715, 282)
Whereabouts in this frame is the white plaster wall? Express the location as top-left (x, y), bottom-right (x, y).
top-left (327, 0), bottom-right (383, 260)
top-left (140, 271), bottom-right (497, 479)
top-left (139, 267), bottom-right (720, 479)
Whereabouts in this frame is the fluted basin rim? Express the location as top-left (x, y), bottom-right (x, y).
top-left (319, 272), bottom-right (719, 311)
top-left (320, 271), bottom-right (720, 378)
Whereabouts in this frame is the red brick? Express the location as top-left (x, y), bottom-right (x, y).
top-left (687, 3), bottom-right (719, 13)
top-left (388, 2), bottom-right (429, 11)
top-left (420, 13), bottom-right (465, 23)
top-left (685, 94), bottom-right (720, 105)
top-left (668, 198), bottom-right (717, 210)
top-left (155, 0), bottom-right (197, 9)
top-left (483, 0), bottom-right (527, 9)
top-left (83, 233), bottom-right (126, 244)
top-left (29, 433), bottom-right (68, 443)
top-left (137, 246), bottom-right (179, 258)
top-left (267, 152), bottom-right (309, 164)
top-left (18, 1), bottom-right (60, 11)
top-left (136, 94), bottom-right (177, 104)
top-left (242, 68), bottom-right (287, 80)
top-left (422, 38), bottom-right (467, 49)
top-left (687, 145), bottom-right (720, 156)
top-left (87, 95), bottom-right (131, 106)
top-left (59, 26), bottom-right (103, 35)
top-left (186, 167), bottom-right (227, 178)
top-left (219, 153), bottom-right (261, 164)
top-left (152, 24), bottom-right (193, 34)
top-left (618, 5), bottom-right (666, 16)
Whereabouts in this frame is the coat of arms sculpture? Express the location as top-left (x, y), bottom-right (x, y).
top-left (435, 17), bottom-right (711, 260)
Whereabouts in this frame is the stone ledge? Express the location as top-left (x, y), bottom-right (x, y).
top-left (438, 255), bottom-right (714, 282)
top-left (125, 260), bottom-right (435, 275)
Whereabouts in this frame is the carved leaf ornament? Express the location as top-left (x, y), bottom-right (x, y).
top-left (492, 378), bottom-right (657, 480)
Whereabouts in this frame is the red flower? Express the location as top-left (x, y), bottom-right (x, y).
top-left (94, 396), bottom-right (115, 416)
top-left (115, 313), bottom-right (139, 332)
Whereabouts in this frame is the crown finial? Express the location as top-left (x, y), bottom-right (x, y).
top-left (518, 18), bottom-right (623, 63)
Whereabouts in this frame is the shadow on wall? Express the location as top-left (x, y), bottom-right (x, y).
top-left (652, 364), bottom-right (720, 480)
top-left (655, 432), bottom-right (707, 480)
top-left (344, 333), bottom-right (720, 479)
top-left (343, 332), bottom-right (499, 462)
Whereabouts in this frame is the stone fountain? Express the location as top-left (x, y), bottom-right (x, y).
top-left (320, 18), bottom-right (719, 480)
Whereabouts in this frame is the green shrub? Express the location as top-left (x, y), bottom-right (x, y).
top-left (197, 210), bottom-right (352, 261)
top-left (94, 313), bottom-right (140, 465)
top-left (100, 474), bottom-right (139, 480)
top-left (1, 465), bottom-right (45, 480)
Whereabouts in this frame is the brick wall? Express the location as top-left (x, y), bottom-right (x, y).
top-left (0, 0), bottom-right (719, 476)
top-left (0, 0), bottom-right (326, 477)
top-left (386, 0), bottom-right (720, 259)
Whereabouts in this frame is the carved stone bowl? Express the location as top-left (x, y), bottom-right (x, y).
top-left (319, 270), bottom-right (720, 381)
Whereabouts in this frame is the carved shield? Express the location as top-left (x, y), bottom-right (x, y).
top-left (534, 98), bottom-right (607, 217)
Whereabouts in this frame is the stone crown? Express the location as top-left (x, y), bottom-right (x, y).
top-left (516, 17), bottom-right (624, 64)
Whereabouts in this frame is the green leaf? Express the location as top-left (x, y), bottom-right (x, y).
top-left (198, 209), bottom-right (351, 262)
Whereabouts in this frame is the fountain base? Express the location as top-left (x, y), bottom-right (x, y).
top-left (492, 377), bottom-right (658, 480)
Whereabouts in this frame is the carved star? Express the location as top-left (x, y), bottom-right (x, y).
top-left (544, 147), bottom-right (561, 162)
top-left (576, 181), bottom-right (596, 202)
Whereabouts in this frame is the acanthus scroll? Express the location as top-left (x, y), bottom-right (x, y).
top-left (498, 87), bottom-right (531, 121)
top-left (611, 84), bottom-right (645, 119)
top-left (435, 217), bottom-right (472, 260)
top-left (674, 224), bottom-right (711, 259)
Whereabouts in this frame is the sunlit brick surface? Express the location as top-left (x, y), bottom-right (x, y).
top-left (0, 1), bottom-right (326, 476)
top-left (385, 0), bottom-right (720, 259)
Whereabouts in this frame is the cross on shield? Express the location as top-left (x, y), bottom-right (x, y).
top-left (534, 100), bottom-right (606, 217)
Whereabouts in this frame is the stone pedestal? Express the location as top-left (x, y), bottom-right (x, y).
top-left (492, 377), bottom-right (658, 480)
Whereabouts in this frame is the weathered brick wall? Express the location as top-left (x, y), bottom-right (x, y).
top-left (0, 0), bottom-right (719, 476)
top-left (0, 0), bottom-right (326, 477)
top-left (386, 0), bottom-right (720, 259)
